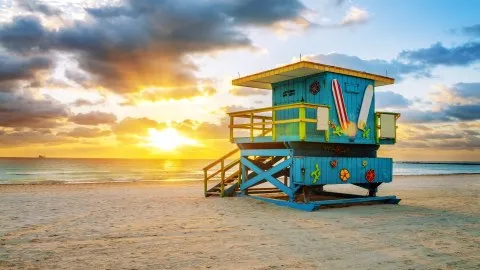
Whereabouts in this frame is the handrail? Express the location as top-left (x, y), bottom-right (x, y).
top-left (203, 148), bottom-right (240, 197)
top-left (203, 148), bottom-right (239, 171)
top-left (228, 102), bottom-right (329, 142)
top-left (227, 102), bottom-right (320, 116)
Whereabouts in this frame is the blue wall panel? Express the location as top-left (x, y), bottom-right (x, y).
top-left (292, 157), bottom-right (392, 185)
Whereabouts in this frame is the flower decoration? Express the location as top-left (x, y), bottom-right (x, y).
top-left (365, 169), bottom-right (376, 183)
top-left (362, 160), bottom-right (368, 167)
top-left (330, 160), bottom-right (337, 168)
top-left (309, 80), bottom-right (320, 95)
top-left (340, 168), bottom-right (350, 182)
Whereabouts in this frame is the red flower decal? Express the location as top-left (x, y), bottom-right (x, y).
top-left (365, 169), bottom-right (375, 183)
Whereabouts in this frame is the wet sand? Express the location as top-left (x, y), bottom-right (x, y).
top-left (0, 175), bottom-right (479, 269)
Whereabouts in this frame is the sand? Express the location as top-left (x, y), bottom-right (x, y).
top-left (0, 175), bottom-right (479, 270)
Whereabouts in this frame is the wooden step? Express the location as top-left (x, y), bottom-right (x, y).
top-left (205, 191), bottom-right (221, 197)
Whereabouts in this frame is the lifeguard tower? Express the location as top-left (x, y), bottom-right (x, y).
top-left (203, 61), bottom-right (401, 211)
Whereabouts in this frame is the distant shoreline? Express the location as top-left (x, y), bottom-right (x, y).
top-left (0, 174), bottom-right (478, 186)
top-left (0, 157), bottom-right (478, 165)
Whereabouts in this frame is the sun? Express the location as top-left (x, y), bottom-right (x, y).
top-left (147, 127), bottom-right (198, 151)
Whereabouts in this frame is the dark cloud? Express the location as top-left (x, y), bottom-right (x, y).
top-left (0, 53), bottom-right (52, 85)
top-left (224, 0), bottom-right (307, 26)
top-left (399, 42), bottom-right (480, 66)
top-left (0, 91), bottom-right (69, 128)
top-left (461, 24), bottom-right (480, 37)
top-left (0, 0), bottom-right (309, 100)
top-left (443, 104), bottom-right (480, 121)
top-left (229, 87), bottom-right (269, 96)
top-left (58, 127), bottom-right (111, 138)
top-left (399, 104), bottom-right (480, 124)
top-left (69, 111), bottom-right (117, 126)
top-left (0, 16), bottom-right (51, 53)
top-left (306, 53), bottom-right (428, 81)
top-left (16, 0), bottom-right (62, 17)
top-left (399, 109), bottom-right (450, 124)
top-left (449, 82), bottom-right (480, 100)
top-left (375, 91), bottom-right (412, 109)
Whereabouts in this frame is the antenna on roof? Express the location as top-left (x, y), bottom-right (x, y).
top-left (238, 72), bottom-right (240, 78)
top-left (300, 53), bottom-right (302, 61)
top-left (386, 69), bottom-right (388, 77)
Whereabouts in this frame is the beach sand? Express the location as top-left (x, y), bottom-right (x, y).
top-left (0, 175), bottom-right (479, 269)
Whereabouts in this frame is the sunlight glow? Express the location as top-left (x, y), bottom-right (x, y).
top-left (147, 128), bottom-right (198, 151)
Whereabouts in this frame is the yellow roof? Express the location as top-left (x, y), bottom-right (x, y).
top-left (232, 61), bottom-right (394, 90)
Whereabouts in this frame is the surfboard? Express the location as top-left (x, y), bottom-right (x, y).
top-left (357, 84), bottom-right (373, 130)
top-left (331, 79), bottom-right (349, 130)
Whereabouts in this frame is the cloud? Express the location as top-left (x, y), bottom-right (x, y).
top-left (399, 42), bottom-right (480, 66)
top-left (396, 123), bottom-right (480, 151)
top-left (16, 0), bottom-right (62, 17)
top-left (461, 24), bottom-right (480, 37)
top-left (341, 6), bottom-right (369, 26)
top-left (303, 53), bottom-right (428, 80)
top-left (0, 0), bottom-right (309, 100)
top-left (69, 111), bottom-right (117, 126)
top-left (58, 127), bottom-right (111, 138)
top-left (0, 16), bottom-right (51, 53)
top-left (0, 91), bottom-right (69, 128)
top-left (431, 82), bottom-right (480, 105)
top-left (443, 104), bottom-right (480, 121)
top-left (224, 0), bottom-right (308, 27)
top-left (0, 53), bottom-right (52, 86)
top-left (399, 109), bottom-right (449, 123)
top-left (71, 98), bottom-right (106, 107)
top-left (0, 129), bottom-right (71, 146)
top-left (399, 105), bottom-right (480, 124)
top-left (112, 117), bottom-right (165, 136)
top-left (375, 91), bottom-right (412, 109)
top-left (229, 86), bottom-right (269, 96)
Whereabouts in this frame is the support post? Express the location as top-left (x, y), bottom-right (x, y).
top-left (262, 117), bottom-right (266, 135)
top-left (272, 109), bottom-right (276, 141)
top-left (250, 113), bottom-right (254, 142)
top-left (241, 163), bottom-right (248, 195)
top-left (229, 116), bottom-right (234, 143)
top-left (203, 169), bottom-right (207, 197)
top-left (238, 162), bottom-right (242, 186)
top-left (220, 160), bottom-right (225, 197)
top-left (299, 106), bottom-right (306, 141)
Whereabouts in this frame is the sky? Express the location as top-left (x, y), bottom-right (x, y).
top-left (0, 0), bottom-right (478, 161)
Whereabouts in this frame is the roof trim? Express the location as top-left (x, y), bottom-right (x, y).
top-left (232, 61), bottom-right (395, 90)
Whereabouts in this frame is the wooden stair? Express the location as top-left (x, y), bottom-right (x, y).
top-left (203, 150), bottom-right (286, 197)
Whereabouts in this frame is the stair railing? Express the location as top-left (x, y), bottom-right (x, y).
top-left (203, 148), bottom-right (240, 196)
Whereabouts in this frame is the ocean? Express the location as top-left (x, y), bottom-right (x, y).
top-left (0, 158), bottom-right (478, 184)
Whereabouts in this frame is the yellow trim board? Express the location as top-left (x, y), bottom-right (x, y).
top-left (232, 61), bottom-right (395, 90)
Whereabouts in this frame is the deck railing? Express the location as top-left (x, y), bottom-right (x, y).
top-left (227, 102), bottom-right (328, 142)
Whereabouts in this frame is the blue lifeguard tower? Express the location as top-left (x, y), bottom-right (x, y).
top-left (203, 61), bottom-right (401, 211)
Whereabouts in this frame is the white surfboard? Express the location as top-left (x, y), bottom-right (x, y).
top-left (357, 85), bottom-right (373, 130)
